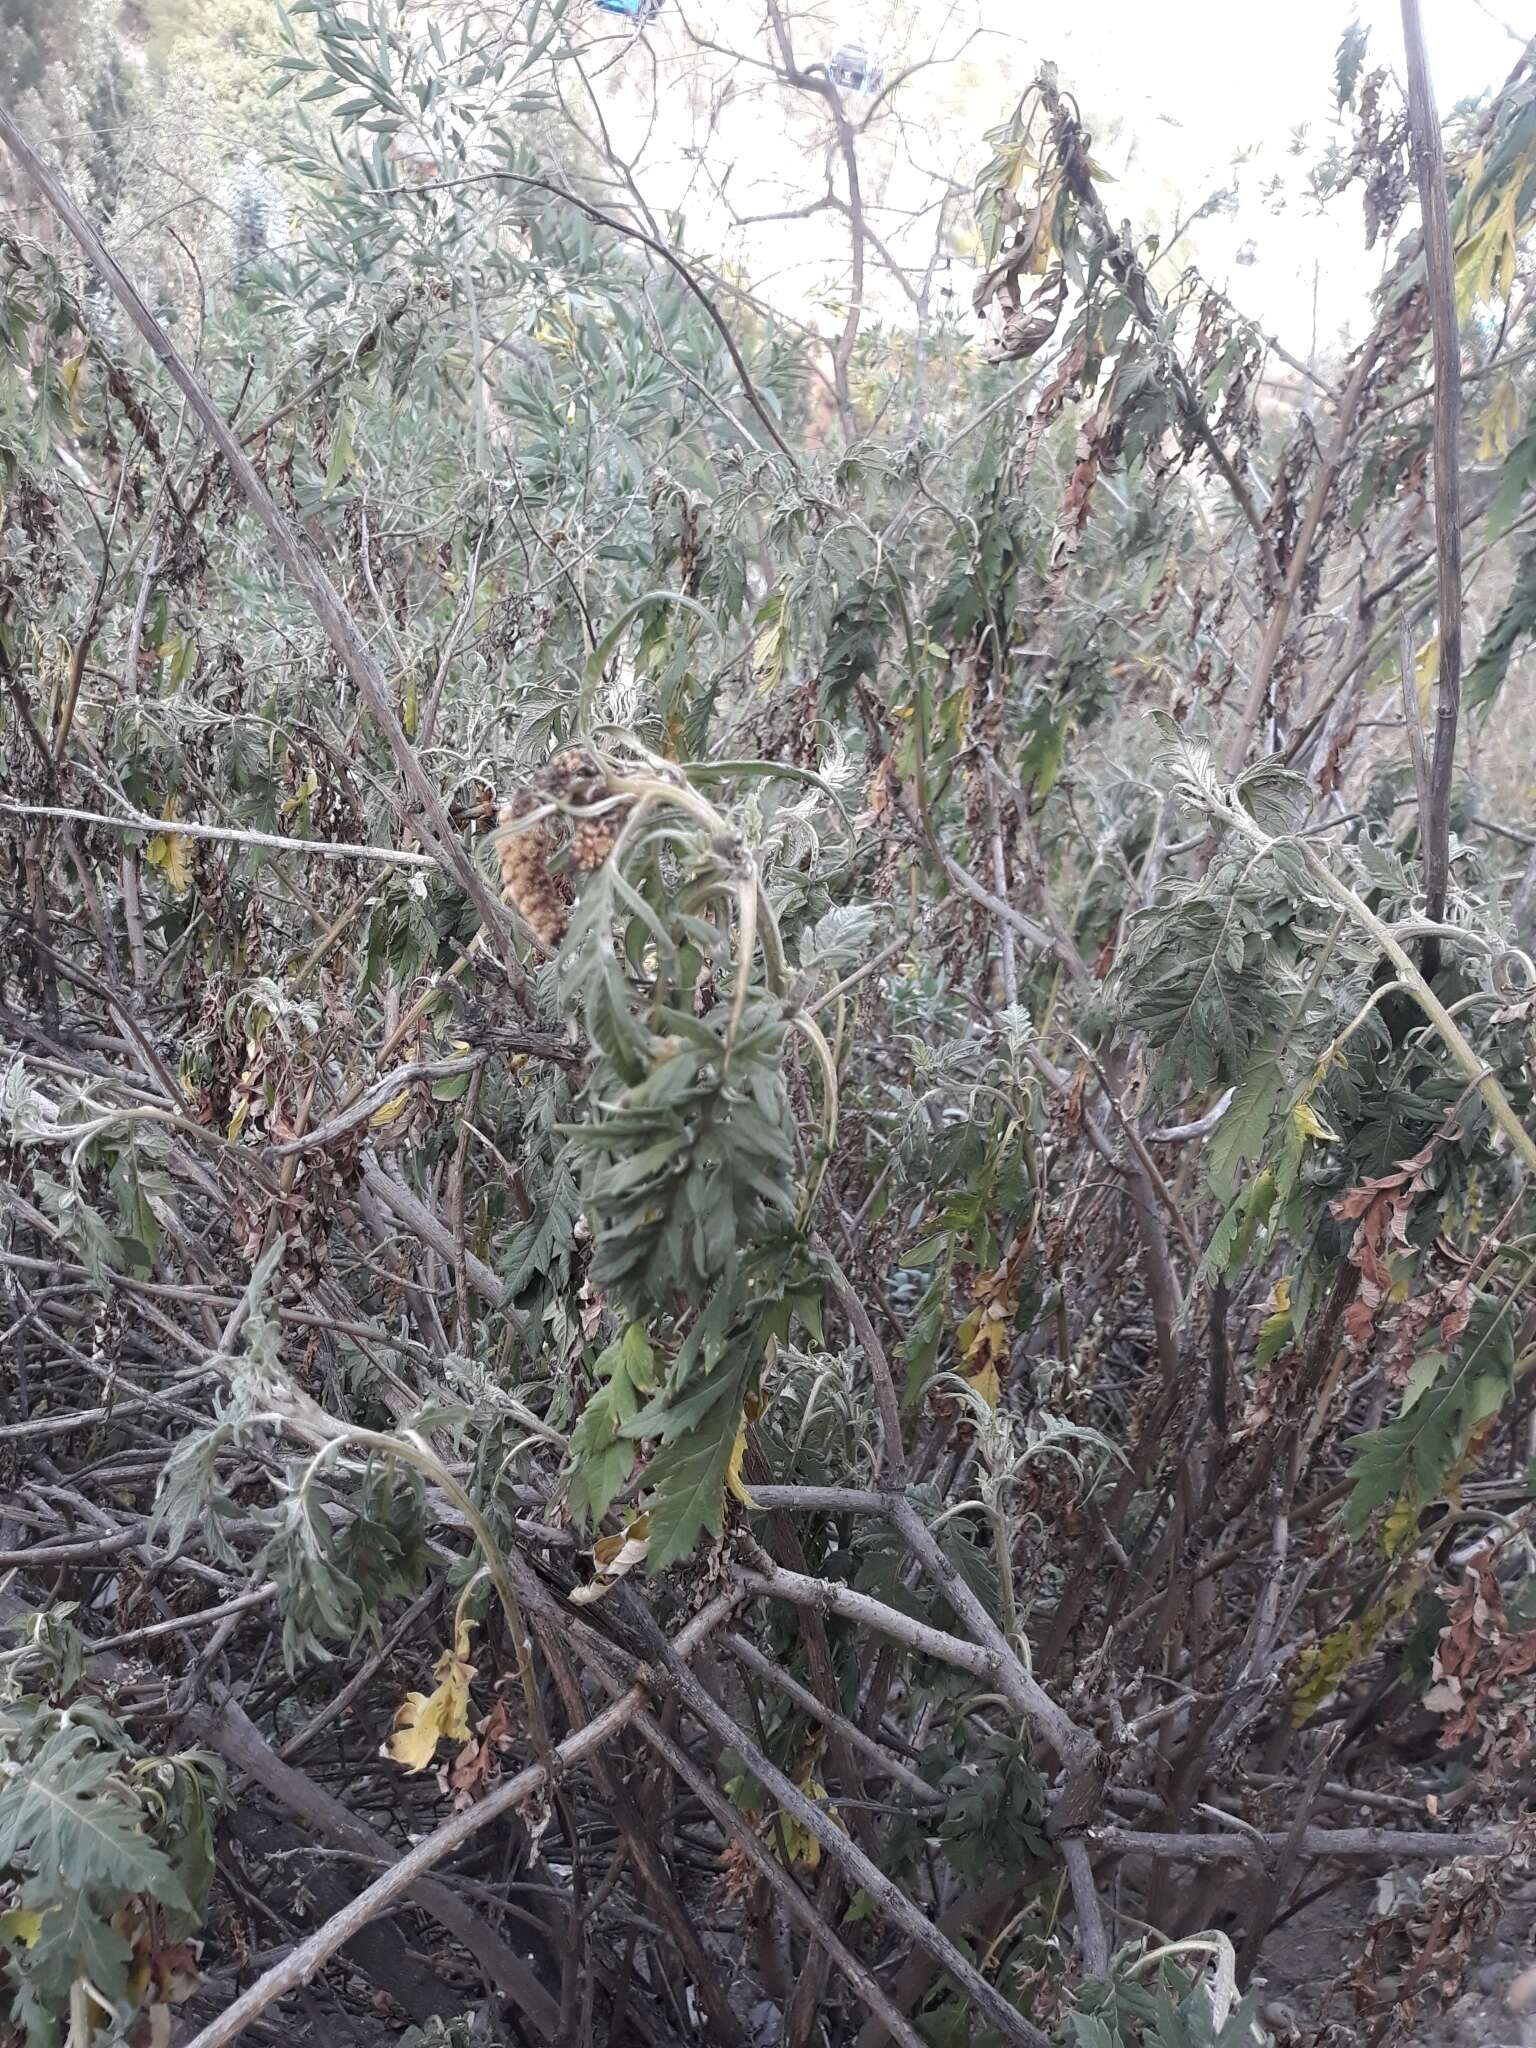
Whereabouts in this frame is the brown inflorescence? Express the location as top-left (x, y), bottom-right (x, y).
top-left (569, 815), bottom-right (621, 872)
top-left (547, 745), bottom-right (629, 872)
top-left (496, 795), bottom-right (569, 949)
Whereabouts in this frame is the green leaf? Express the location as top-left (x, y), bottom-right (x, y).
top-left (643, 1380), bottom-right (747, 1571)
top-left (1334, 18), bottom-right (1369, 109)
top-left (1233, 757), bottom-right (1309, 836)
top-left (1117, 895), bottom-right (1288, 1093)
top-left (1466, 534), bottom-right (1536, 714)
top-left (1204, 1048), bottom-right (1284, 1200)
top-left (567, 1326), bottom-right (658, 1527)
top-left (0, 1725), bottom-right (190, 1911)
top-left (1344, 1294), bottom-right (1520, 1533)
top-left (15, 1879), bottom-right (134, 2017)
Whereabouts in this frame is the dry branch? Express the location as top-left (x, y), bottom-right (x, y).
top-left (176, 1590), bottom-right (741, 2048)
top-left (1400, 0), bottom-right (1465, 947)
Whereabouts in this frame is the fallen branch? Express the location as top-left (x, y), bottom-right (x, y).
top-left (189, 1692), bottom-right (562, 2038)
top-left (724, 1629), bottom-right (943, 1807)
top-left (630, 1593), bottom-right (1054, 2048)
top-left (735, 1560), bottom-right (1007, 1680)
top-left (1091, 1824), bottom-right (1510, 1862)
top-left (887, 1496), bottom-right (1110, 1976)
top-left (0, 798), bottom-right (438, 869)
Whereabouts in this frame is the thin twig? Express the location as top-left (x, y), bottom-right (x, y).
top-left (812, 1236), bottom-right (907, 1483)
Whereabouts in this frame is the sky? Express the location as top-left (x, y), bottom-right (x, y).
top-left (1030, 0), bottom-right (1525, 349)
top-left (590, 0), bottom-right (1527, 361)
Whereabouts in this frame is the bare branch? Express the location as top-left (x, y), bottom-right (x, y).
top-left (1400, 0), bottom-right (1465, 956)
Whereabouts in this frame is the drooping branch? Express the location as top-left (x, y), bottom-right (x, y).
top-left (625, 1590), bottom-right (1055, 2048)
top-left (1222, 336), bottom-right (1383, 773)
top-left (813, 1234), bottom-right (907, 1482)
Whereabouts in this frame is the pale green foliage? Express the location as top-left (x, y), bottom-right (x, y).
top-left (2, 10), bottom-right (1536, 2042)
top-left (0, 1702), bottom-right (223, 2047)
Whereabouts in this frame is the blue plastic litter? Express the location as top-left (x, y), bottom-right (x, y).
top-left (828, 43), bottom-right (882, 94)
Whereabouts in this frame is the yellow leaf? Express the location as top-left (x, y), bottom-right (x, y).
top-left (570, 1513), bottom-right (651, 1604)
top-left (1291, 1618), bottom-right (1364, 1725)
top-left (1293, 1099), bottom-right (1340, 1146)
top-left (1455, 175), bottom-right (1519, 316)
top-left (369, 1088), bottom-right (413, 1130)
top-left (1290, 1577), bottom-right (1417, 1724)
top-left (752, 594), bottom-right (789, 693)
top-left (280, 770), bottom-right (318, 820)
top-left (964, 1361), bottom-right (1002, 1410)
top-left (1475, 379), bottom-right (1520, 461)
top-left (59, 352), bottom-right (87, 432)
top-left (780, 1813), bottom-right (822, 1868)
top-left (1414, 634), bottom-right (1439, 720)
top-left (957, 1262), bottom-right (1016, 1406)
top-left (144, 809), bottom-right (192, 897)
top-left (385, 1624), bottom-right (476, 1771)
top-left (1, 1907), bottom-right (46, 1949)
top-left (1381, 1496), bottom-right (1419, 1560)
top-left (1272, 1275), bottom-right (1292, 1315)
top-left (725, 1427), bottom-right (759, 1508)
top-left (776, 1777), bottom-right (843, 1869)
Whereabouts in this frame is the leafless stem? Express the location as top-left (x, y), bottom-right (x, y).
top-left (1400, 0), bottom-right (1465, 956)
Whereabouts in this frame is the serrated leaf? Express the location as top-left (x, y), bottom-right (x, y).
top-left (1334, 17), bottom-right (1368, 108)
top-left (1234, 757), bottom-right (1309, 836)
top-left (1344, 1296), bottom-right (1519, 1533)
top-left (567, 1326), bottom-right (657, 1526)
top-left (16, 1883), bottom-right (134, 2017)
top-left (1117, 895), bottom-right (1287, 1092)
top-left (644, 1374), bottom-right (749, 1570)
top-left (0, 1727), bottom-right (189, 1912)
top-left (1467, 534), bottom-right (1536, 714)
top-left (1204, 1049), bottom-right (1284, 1200)
top-left (799, 902), bottom-right (878, 975)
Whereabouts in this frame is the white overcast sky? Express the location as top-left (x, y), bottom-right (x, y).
top-left (1015, 0), bottom-right (1525, 349)
top-left (598, 0), bottom-right (1527, 358)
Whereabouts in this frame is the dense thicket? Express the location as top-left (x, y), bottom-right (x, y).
top-left (3, 7), bottom-right (1536, 2047)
